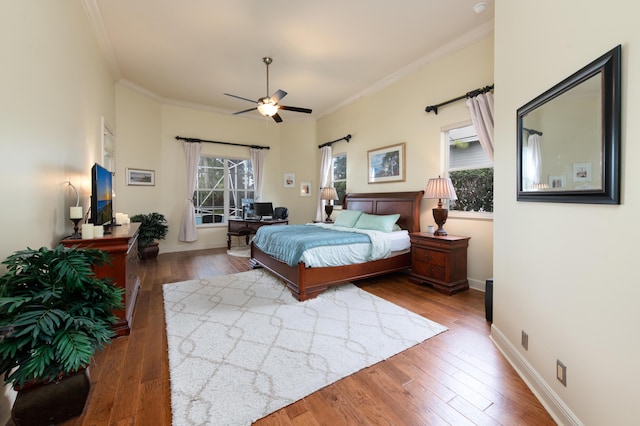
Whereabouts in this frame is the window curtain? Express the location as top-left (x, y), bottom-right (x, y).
top-left (525, 133), bottom-right (542, 188)
top-left (466, 91), bottom-right (494, 162)
top-left (316, 145), bottom-right (333, 221)
top-left (250, 148), bottom-right (265, 201)
top-left (179, 141), bottom-right (201, 242)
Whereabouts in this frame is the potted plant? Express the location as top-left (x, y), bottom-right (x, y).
top-left (0, 245), bottom-right (123, 425)
top-left (130, 212), bottom-right (168, 260)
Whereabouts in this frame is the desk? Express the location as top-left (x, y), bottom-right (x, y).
top-left (227, 218), bottom-right (288, 249)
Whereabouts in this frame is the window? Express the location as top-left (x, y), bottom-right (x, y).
top-left (194, 156), bottom-right (254, 224)
top-left (331, 153), bottom-right (347, 205)
top-left (444, 124), bottom-right (493, 213)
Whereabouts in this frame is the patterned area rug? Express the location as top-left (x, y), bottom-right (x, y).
top-left (163, 269), bottom-right (447, 425)
top-left (226, 246), bottom-right (250, 258)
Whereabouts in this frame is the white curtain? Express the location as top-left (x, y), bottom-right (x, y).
top-left (316, 145), bottom-right (333, 221)
top-left (179, 141), bottom-right (201, 242)
top-left (250, 148), bottom-right (265, 201)
top-left (466, 92), bottom-right (494, 162)
top-left (525, 133), bottom-right (542, 188)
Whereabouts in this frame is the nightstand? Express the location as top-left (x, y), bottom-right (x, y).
top-left (409, 233), bottom-right (470, 295)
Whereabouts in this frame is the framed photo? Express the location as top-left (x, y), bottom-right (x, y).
top-left (284, 173), bottom-right (295, 188)
top-left (572, 163), bottom-right (592, 182)
top-left (549, 175), bottom-right (566, 189)
top-left (126, 168), bottom-right (155, 186)
top-left (300, 182), bottom-right (312, 197)
top-left (367, 142), bottom-right (406, 184)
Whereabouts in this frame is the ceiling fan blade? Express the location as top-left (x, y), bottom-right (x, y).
top-left (279, 105), bottom-right (313, 114)
top-left (270, 89), bottom-right (287, 103)
top-left (224, 93), bottom-right (257, 104)
top-left (232, 107), bottom-right (257, 115)
top-left (272, 113), bottom-right (283, 123)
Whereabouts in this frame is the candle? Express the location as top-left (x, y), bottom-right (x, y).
top-left (93, 225), bottom-right (104, 238)
top-left (81, 224), bottom-right (94, 239)
top-left (115, 213), bottom-right (124, 225)
top-left (70, 206), bottom-right (83, 219)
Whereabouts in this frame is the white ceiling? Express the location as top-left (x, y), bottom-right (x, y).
top-left (87, 0), bottom-right (494, 121)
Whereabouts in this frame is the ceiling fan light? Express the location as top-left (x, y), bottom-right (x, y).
top-left (257, 102), bottom-right (279, 117)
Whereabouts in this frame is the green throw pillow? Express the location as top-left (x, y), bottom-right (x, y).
top-left (353, 213), bottom-right (401, 233)
top-left (333, 210), bottom-right (363, 228)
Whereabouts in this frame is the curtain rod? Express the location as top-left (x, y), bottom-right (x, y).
top-left (318, 134), bottom-right (352, 149)
top-left (424, 84), bottom-right (494, 115)
top-left (175, 136), bottom-right (270, 150)
top-left (523, 127), bottom-right (543, 136)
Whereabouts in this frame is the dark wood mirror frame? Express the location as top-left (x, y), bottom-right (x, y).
top-left (516, 45), bottom-right (621, 204)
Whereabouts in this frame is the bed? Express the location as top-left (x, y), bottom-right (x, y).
top-left (250, 191), bottom-right (424, 300)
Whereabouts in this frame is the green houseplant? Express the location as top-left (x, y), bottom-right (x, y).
top-left (0, 245), bottom-right (123, 425)
top-left (130, 212), bottom-right (168, 260)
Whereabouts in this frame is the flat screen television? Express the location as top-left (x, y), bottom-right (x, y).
top-left (253, 202), bottom-right (273, 220)
top-left (90, 163), bottom-right (114, 228)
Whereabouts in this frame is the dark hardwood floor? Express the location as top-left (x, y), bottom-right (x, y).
top-left (60, 248), bottom-right (555, 425)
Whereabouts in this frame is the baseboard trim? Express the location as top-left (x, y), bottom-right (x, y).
top-left (468, 277), bottom-right (485, 291)
top-left (490, 325), bottom-right (582, 426)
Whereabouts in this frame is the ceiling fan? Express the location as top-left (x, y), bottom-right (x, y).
top-left (224, 57), bottom-right (312, 123)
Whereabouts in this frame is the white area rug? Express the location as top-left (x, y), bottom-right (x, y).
top-left (163, 269), bottom-right (447, 425)
top-left (226, 247), bottom-right (250, 258)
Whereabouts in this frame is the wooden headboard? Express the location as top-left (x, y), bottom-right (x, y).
top-left (342, 191), bottom-right (424, 233)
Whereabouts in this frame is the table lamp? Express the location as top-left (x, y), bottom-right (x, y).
top-left (68, 181), bottom-right (83, 239)
top-left (424, 176), bottom-right (457, 236)
top-left (320, 187), bottom-right (339, 222)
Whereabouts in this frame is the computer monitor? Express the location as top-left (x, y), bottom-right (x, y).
top-left (253, 202), bottom-right (274, 220)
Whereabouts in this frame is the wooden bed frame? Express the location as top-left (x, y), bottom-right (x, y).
top-left (250, 191), bottom-right (424, 300)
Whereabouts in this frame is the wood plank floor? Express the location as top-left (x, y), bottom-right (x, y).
top-left (58, 248), bottom-right (555, 426)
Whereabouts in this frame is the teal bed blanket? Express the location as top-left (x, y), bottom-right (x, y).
top-left (253, 224), bottom-right (371, 266)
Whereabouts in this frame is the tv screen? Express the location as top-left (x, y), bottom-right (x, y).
top-left (91, 163), bottom-right (113, 227)
top-left (253, 202), bottom-right (273, 220)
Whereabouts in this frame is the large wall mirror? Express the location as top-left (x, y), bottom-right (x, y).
top-left (517, 45), bottom-right (621, 204)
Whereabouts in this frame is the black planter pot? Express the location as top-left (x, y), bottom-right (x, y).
top-left (140, 242), bottom-right (159, 260)
top-left (11, 369), bottom-right (91, 426)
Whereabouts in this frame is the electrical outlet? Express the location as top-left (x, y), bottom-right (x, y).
top-left (521, 330), bottom-right (528, 350)
top-left (557, 360), bottom-right (567, 386)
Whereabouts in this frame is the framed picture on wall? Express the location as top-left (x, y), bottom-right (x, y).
top-left (300, 182), bottom-right (311, 197)
top-left (572, 163), bottom-right (592, 182)
top-left (367, 142), bottom-right (406, 184)
top-left (548, 175), bottom-right (566, 189)
top-left (126, 168), bottom-right (155, 186)
top-left (284, 173), bottom-right (295, 188)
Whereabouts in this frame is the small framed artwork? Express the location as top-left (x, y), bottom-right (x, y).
top-left (300, 182), bottom-right (312, 197)
top-left (126, 168), bottom-right (155, 186)
top-left (572, 163), bottom-right (592, 182)
top-left (367, 142), bottom-right (406, 184)
top-left (549, 175), bottom-right (566, 189)
top-left (284, 173), bottom-right (295, 188)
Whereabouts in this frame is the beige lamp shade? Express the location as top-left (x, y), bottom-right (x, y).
top-left (320, 187), bottom-right (339, 201)
top-left (424, 176), bottom-right (458, 202)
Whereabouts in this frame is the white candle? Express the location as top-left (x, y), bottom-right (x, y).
top-left (70, 206), bottom-right (83, 219)
top-left (93, 225), bottom-right (104, 238)
top-left (115, 213), bottom-right (124, 225)
top-left (81, 224), bottom-right (94, 239)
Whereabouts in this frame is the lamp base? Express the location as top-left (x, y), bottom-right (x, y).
top-left (432, 207), bottom-right (449, 236)
top-left (70, 218), bottom-right (82, 239)
top-left (324, 204), bottom-right (334, 222)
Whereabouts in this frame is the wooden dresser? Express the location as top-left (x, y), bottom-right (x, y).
top-left (61, 223), bottom-right (140, 336)
top-left (409, 233), bottom-right (470, 295)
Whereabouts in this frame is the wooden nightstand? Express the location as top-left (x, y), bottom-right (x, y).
top-left (409, 233), bottom-right (470, 295)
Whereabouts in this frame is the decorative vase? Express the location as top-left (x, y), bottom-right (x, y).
top-left (11, 369), bottom-right (91, 426)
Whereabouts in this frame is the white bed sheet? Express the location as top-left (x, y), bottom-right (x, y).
top-left (300, 226), bottom-right (410, 267)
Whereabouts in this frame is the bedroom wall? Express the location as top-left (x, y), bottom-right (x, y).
top-left (0, 1), bottom-right (117, 422)
top-left (316, 35), bottom-right (495, 290)
top-left (114, 85), bottom-right (320, 253)
top-left (493, 0), bottom-right (640, 423)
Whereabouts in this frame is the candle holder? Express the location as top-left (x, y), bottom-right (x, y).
top-left (70, 218), bottom-right (82, 239)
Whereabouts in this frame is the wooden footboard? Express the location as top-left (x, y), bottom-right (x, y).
top-left (250, 243), bottom-right (411, 301)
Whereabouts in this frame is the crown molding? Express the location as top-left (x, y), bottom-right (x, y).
top-left (82, 0), bottom-right (121, 79)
